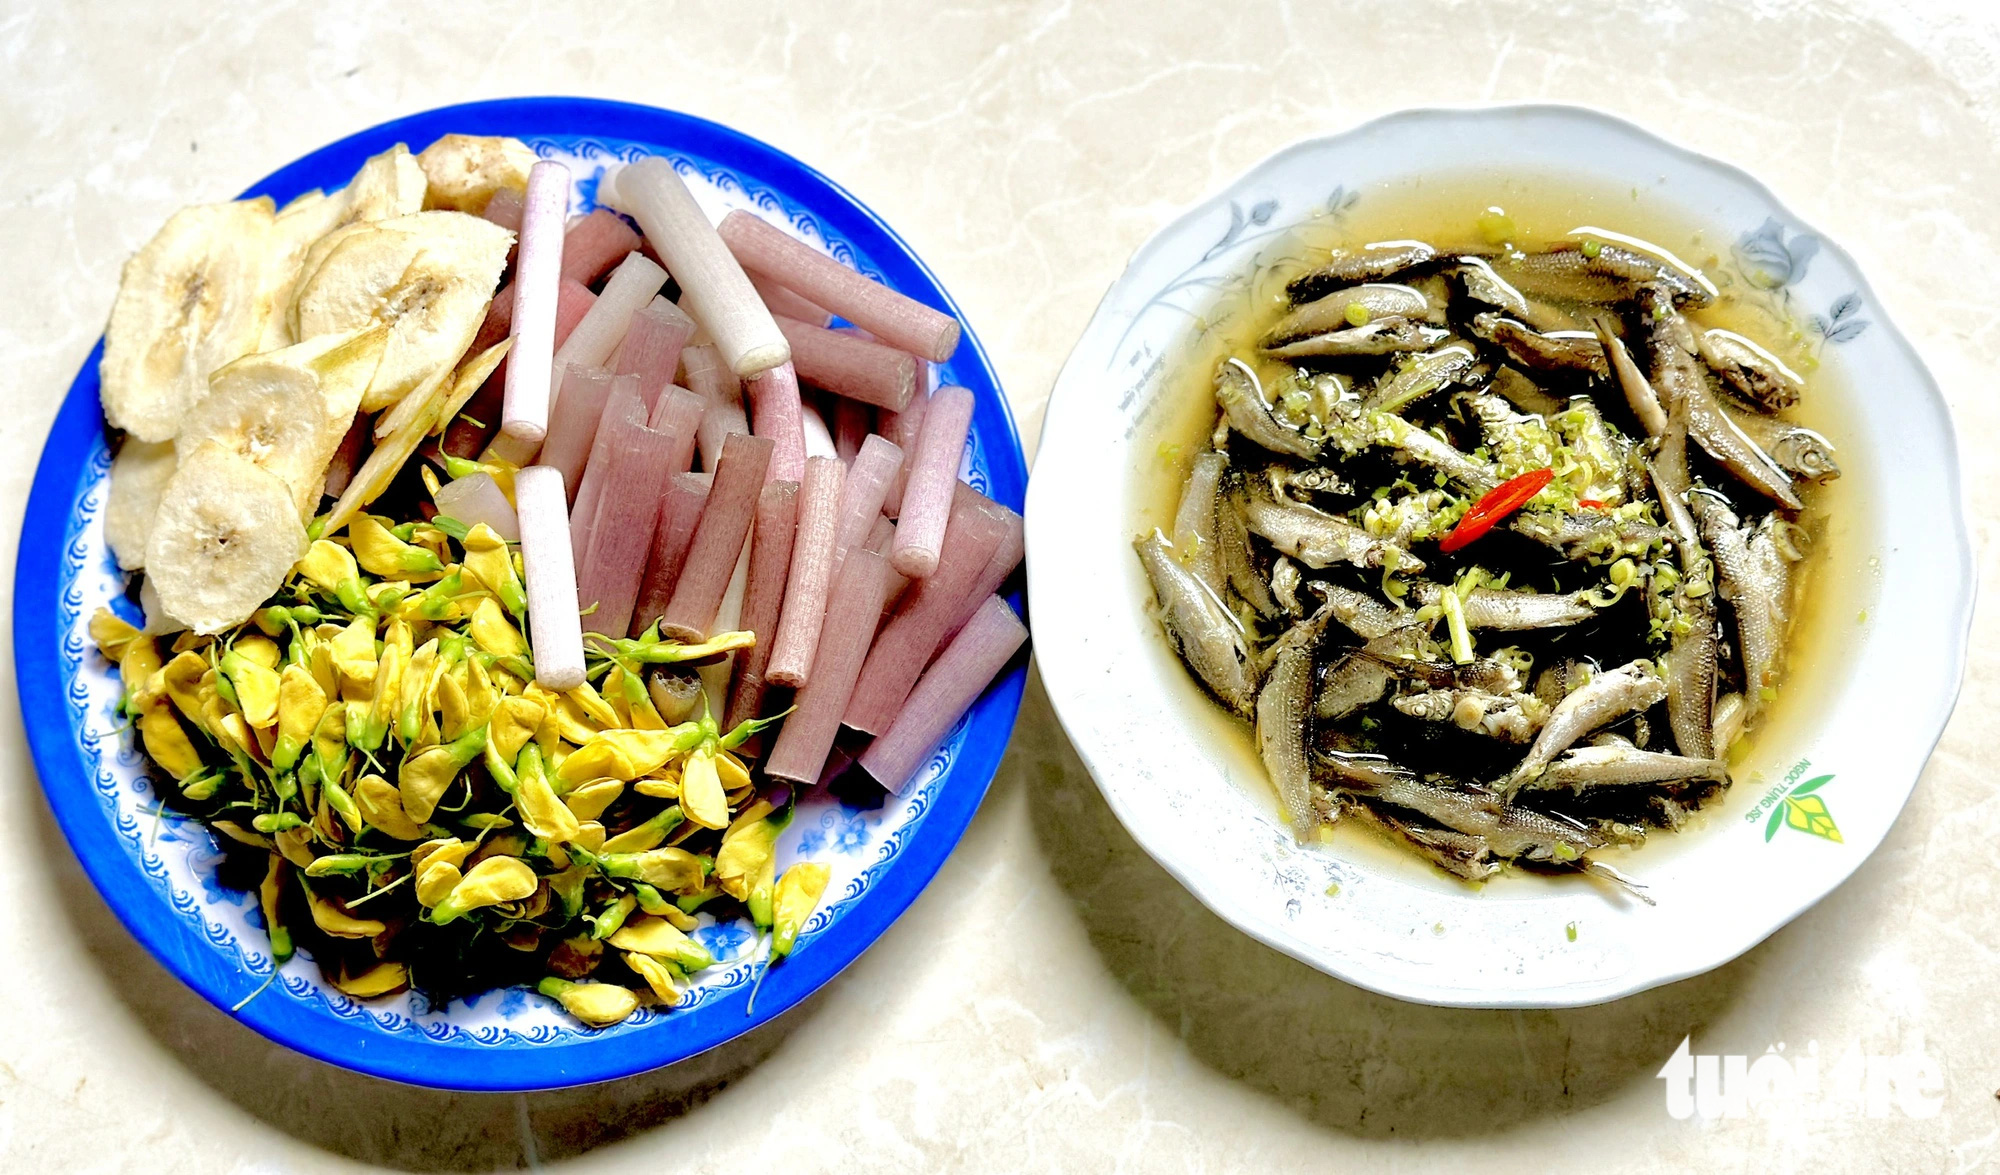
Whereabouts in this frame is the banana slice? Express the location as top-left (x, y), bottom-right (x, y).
top-left (416, 135), bottom-right (538, 214)
top-left (257, 191), bottom-right (346, 352)
top-left (101, 198), bottom-right (278, 442)
top-left (145, 443), bottom-right (308, 634)
top-left (103, 438), bottom-right (177, 570)
top-left (342, 143), bottom-right (428, 223)
top-left (139, 577), bottom-right (186, 636)
top-left (181, 360), bottom-right (332, 519)
top-left (280, 145), bottom-right (430, 342)
top-left (292, 212), bottom-right (512, 412)
top-left (190, 327), bottom-right (389, 516)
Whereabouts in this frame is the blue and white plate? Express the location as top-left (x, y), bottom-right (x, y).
top-left (16, 98), bottom-right (1027, 1090)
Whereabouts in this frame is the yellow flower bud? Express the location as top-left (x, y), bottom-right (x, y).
top-left (468, 597), bottom-right (527, 659)
top-left (354, 774), bottom-right (425, 840)
top-left (304, 883), bottom-right (386, 939)
top-left (296, 539), bottom-right (361, 595)
top-left (714, 817), bottom-right (780, 905)
top-left (543, 979), bottom-right (638, 1028)
top-left (772, 863), bottom-right (831, 959)
top-left (330, 960), bottom-right (410, 999)
top-left (136, 697), bottom-right (204, 782)
top-left (89, 606), bottom-right (144, 661)
top-left (678, 745), bottom-right (729, 830)
top-left (562, 778), bottom-right (625, 822)
top-left (556, 726), bottom-right (701, 784)
top-left (432, 856), bottom-right (539, 924)
top-left (414, 859), bottom-right (463, 908)
top-left (489, 696), bottom-right (546, 764)
top-left (272, 664), bottom-right (327, 771)
top-left (623, 951), bottom-right (683, 1004)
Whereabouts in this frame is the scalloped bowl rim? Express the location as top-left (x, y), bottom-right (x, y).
top-left (1026, 103), bottom-right (1973, 1008)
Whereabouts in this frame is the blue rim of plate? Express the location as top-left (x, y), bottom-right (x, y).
top-left (15, 97), bottom-right (1028, 1091)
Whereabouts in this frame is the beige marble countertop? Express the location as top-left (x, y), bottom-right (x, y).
top-left (3, 1), bottom-right (1997, 1170)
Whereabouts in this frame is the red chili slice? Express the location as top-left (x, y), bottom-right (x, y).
top-left (1577, 498), bottom-right (1605, 509)
top-left (1438, 468), bottom-right (1555, 553)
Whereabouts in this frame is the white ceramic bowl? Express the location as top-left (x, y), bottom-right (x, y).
top-left (1026, 105), bottom-right (1973, 1008)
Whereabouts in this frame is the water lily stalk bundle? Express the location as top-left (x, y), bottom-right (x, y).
top-left (600, 157), bottom-right (791, 379)
top-left (725, 481), bottom-right (801, 737)
top-left (538, 364), bottom-right (615, 499)
top-left (748, 271), bottom-right (832, 328)
top-left (492, 159), bottom-right (571, 464)
top-left (745, 361), bottom-right (808, 483)
top-left (719, 209), bottom-right (961, 363)
top-left (631, 471), bottom-right (713, 636)
top-left (661, 432), bottom-right (775, 642)
top-left (829, 434), bottom-right (905, 580)
top-left (771, 314), bottom-right (918, 412)
top-left (891, 385), bottom-right (975, 579)
top-left (515, 465), bottom-right (586, 690)
top-left (765, 548), bottom-right (892, 784)
top-left (547, 252), bottom-right (667, 403)
top-left (611, 296), bottom-right (696, 407)
top-left (766, 456), bottom-right (846, 689)
top-left (557, 208), bottom-right (642, 288)
top-left (861, 594), bottom-right (1028, 794)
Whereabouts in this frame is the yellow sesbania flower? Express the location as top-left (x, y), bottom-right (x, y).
top-left (772, 863), bottom-right (831, 959)
top-left (678, 744), bottom-right (729, 829)
top-left (488, 696), bottom-right (545, 764)
top-left (432, 857), bottom-right (538, 924)
top-left (460, 524), bottom-right (526, 619)
top-left (272, 664), bottom-right (327, 771)
top-left (305, 883), bottom-right (386, 939)
top-left (331, 961), bottom-right (410, 999)
top-left (161, 650), bottom-right (208, 725)
top-left (350, 515), bottom-right (445, 582)
top-left (556, 725), bottom-right (703, 784)
top-left (624, 951), bottom-right (683, 1004)
top-left (397, 639), bottom-right (441, 747)
top-left (609, 915), bottom-right (713, 971)
top-left (714, 816), bottom-right (780, 905)
top-left (515, 746), bottom-right (581, 844)
top-left (560, 779), bottom-right (623, 824)
top-left (437, 666), bottom-right (472, 741)
top-left (135, 692), bottom-right (204, 781)
top-left (89, 607), bottom-right (144, 662)
top-left (536, 978), bottom-right (637, 1027)
top-left (415, 859), bottom-right (463, 908)
top-left (120, 639), bottom-right (164, 706)
top-left (222, 648), bottom-right (281, 729)
top-left (567, 680), bottom-right (622, 729)
top-left (330, 614), bottom-right (378, 702)
top-left (295, 539), bottom-right (372, 616)
top-left (468, 597), bottom-right (527, 659)
top-left (355, 774), bottom-right (425, 840)
top-left (399, 727), bottom-right (487, 824)
top-left (232, 633), bottom-right (281, 669)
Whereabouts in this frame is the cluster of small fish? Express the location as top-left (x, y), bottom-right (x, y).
top-left (1138, 234), bottom-right (1836, 888)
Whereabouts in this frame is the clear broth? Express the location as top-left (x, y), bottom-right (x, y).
top-left (1130, 170), bottom-right (1878, 889)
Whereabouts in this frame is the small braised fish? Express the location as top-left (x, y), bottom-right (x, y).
top-left (1504, 660), bottom-right (1668, 793)
top-left (1258, 602), bottom-right (1334, 840)
top-left (1135, 530), bottom-right (1259, 718)
top-left (1697, 328), bottom-right (1805, 411)
top-left (1286, 240), bottom-right (1439, 302)
top-left (1361, 344), bottom-right (1482, 414)
top-left (1413, 582), bottom-right (1598, 630)
top-left (1391, 687), bottom-right (1546, 743)
top-left (1350, 803), bottom-right (1501, 882)
top-left (1470, 312), bottom-right (1609, 377)
top-left (1243, 494), bottom-right (1420, 573)
top-left (1491, 240), bottom-right (1715, 308)
top-left (1216, 358), bottom-right (1320, 460)
top-left (1263, 284), bottom-right (1430, 346)
top-left (1524, 744), bottom-right (1729, 791)
top-left (1267, 317), bottom-right (1451, 359)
